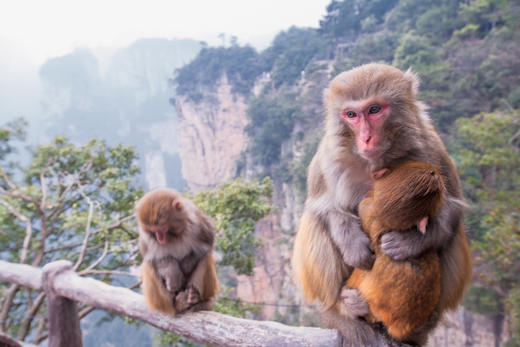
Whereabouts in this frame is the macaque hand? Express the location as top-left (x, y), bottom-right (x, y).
top-left (380, 228), bottom-right (426, 260)
top-left (174, 285), bottom-right (201, 312)
top-left (340, 221), bottom-right (375, 270)
top-left (339, 288), bottom-right (369, 318)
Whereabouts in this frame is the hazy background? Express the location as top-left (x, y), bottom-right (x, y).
top-left (0, 0), bottom-right (330, 129)
top-left (0, 0), bottom-right (330, 190)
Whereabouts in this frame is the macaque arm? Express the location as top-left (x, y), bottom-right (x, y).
top-left (138, 237), bottom-right (148, 258)
top-left (187, 252), bottom-right (218, 301)
top-left (292, 212), bottom-right (349, 309)
top-left (381, 196), bottom-right (465, 260)
top-left (141, 261), bottom-right (175, 314)
top-left (328, 210), bottom-right (375, 270)
top-left (154, 258), bottom-right (185, 294)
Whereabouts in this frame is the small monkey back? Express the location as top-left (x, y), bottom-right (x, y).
top-left (372, 161), bottom-right (446, 231)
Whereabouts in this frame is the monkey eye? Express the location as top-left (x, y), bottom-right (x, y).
top-left (344, 110), bottom-right (357, 119)
top-left (368, 105), bottom-right (382, 114)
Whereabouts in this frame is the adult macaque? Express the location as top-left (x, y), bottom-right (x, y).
top-left (137, 189), bottom-right (218, 314)
top-left (292, 63), bottom-right (472, 342)
top-left (346, 161), bottom-right (445, 344)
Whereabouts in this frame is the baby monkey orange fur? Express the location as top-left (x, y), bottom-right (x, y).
top-left (347, 161), bottom-right (445, 341)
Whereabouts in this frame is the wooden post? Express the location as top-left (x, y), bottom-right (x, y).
top-left (42, 261), bottom-right (83, 347)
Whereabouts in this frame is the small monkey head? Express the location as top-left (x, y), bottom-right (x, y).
top-left (373, 161), bottom-right (445, 231)
top-left (136, 189), bottom-right (188, 244)
top-left (325, 63), bottom-right (423, 165)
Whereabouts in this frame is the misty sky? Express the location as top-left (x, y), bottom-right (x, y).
top-left (1, 0), bottom-right (331, 66)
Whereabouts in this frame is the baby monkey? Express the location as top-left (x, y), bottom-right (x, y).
top-left (346, 161), bottom-right (445, 343)
top-left (137, 189), bottom-right (218, 314)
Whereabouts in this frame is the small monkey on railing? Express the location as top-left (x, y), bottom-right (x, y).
top-left (136, 189), bottom-right (218, 314)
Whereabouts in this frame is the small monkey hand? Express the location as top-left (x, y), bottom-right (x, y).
top-left (328, 211), bottom-right (374, 269)
top-left (380, 229), bottom-right (427, 260)
top-left (341, 220), bottom-right (375, 269)
top-left (343, 231), bottom-right (375, 270)
top-left (339, 288), bottom-right (370, 318)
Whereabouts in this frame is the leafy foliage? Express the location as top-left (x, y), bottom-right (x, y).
top-left (0, 121), bottom-right (143, 342)
top-left (454, 111), bottom-right (520, 314)
top-left (192, 177), bottom-right (273, 275)
top-left (246, 90), bottom-right (300, 168)
top-left (262, 27), bottom-right (328, 87)
top-left (174, 45), bottom-right (265, 101)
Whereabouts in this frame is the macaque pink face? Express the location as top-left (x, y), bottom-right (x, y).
top-left (341, 98), bottom-right (390, 160)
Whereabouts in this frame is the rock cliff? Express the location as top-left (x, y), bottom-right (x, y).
top-left (175, 75), bottom-right (249, 192)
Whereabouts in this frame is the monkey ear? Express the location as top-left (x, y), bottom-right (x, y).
top-left (404, 68), bottom-right (420, 97)
top-left (172, 201), bottom-right (183, 211)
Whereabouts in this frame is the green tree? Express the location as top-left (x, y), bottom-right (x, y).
top-left (246, 90), bottom-right (300, 168)
top-left (0, 120), bottom-right (143, 343)
top-left (192, 177), bottom-right (273, 275)
top-left (173, 45), bottom-right (265, 101)
top-left (261, 27), bottom-right (327, 87)
top-left (454, 111), bottom-right (520, 342)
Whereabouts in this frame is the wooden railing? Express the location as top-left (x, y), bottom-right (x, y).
top-left (0, 259), bottom-right (399, 347)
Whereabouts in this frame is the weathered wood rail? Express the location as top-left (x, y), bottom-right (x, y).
top-left (0, 259), bottom-right (399, 347)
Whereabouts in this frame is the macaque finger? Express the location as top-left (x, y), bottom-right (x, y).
top-left (418, 217), bottom-right (429, 234)
top-left (372, 168), bottom-right (389, 180)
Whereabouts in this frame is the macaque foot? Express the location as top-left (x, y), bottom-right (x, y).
top-left (174, 285), bottom-right (201, 312)
top-left (339, 288), bottom-right (369, 318)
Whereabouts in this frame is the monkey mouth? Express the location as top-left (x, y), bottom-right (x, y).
top-left (155, 230), bottom-right (167, 244)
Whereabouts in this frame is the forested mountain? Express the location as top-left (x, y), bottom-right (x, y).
top-left (172, 0), bottom-right (520, 344)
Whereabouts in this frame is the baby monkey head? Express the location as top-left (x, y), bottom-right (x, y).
top-left (136, 189), bottom-right (189, 244)
top-left (373, 161), bottom-right (446, 231)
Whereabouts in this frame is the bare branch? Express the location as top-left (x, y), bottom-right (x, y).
top-left (80, 239), bottom-right (109, 274)
top-left (34, 315), bottom-right (46, 344)
top-left (39, 173), bottom-right (47, 212)
top-left (92, 214), bottom-right (136, 235)
top-left (0, 284), bottom-right (20, 332)
top-left (44, 242), bottom-right (82, 254)
top-left (73, 184), bottom-right (98, 271)
top-left (17, 292), bottom-right (46, 341)
top-left (81, 270), bottom-right (139, 278)
top-left (0, 173), bottom-right (37, 205)
top-left (78, 306), bottom-right (96, 320)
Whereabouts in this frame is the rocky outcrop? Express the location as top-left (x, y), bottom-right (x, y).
top-left (175, 75), bottom-right (249, 192)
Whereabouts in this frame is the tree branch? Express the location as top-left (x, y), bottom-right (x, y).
top-left (17, 292), bottom-right (46, 341)
top-left (73, 183), bottom-right (97, 271)
top-left (80, 239), bottom-right (109, 274)
top-left (0, 199), bottom-right (33, 264)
